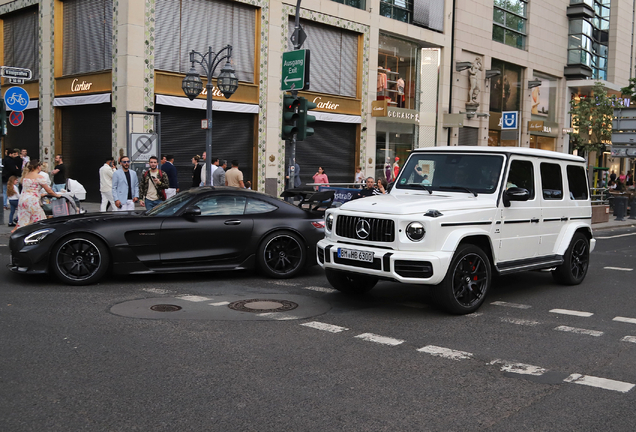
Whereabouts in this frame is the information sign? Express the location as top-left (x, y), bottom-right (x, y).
top-left (281, 50), bottom-right (307, 91)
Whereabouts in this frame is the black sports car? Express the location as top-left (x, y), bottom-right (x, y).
top-left (8, 187), bottom-right (326, 285)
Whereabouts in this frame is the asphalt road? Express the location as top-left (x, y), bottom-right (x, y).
top-left (1, 226), bottom-right (636, 431)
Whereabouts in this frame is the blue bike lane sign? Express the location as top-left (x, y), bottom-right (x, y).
top-left (4, 86), bottom-right (30, 112)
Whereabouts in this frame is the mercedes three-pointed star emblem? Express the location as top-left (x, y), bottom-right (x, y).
top-left (356, 219), bottom-right (371, 239)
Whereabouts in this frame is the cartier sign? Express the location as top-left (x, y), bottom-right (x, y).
top-left (55, 72), bottom-right (112, 96)
top-left (372, 100), bottom-right (388, 117)
top-left (71, 79), bottom-right (93, 92)
top-left (312, 97), bottom-right (340, 111)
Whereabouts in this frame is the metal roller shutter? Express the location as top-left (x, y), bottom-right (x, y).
top-left (458, 126), bottom-right (478, 146)
top-left (3, 7), bottom-right (39, 80)
top-left (156, 105), bottom-right (255, 190)
top-left (285, 121), bottom-right (356, 186)
top-left (61, 104), bottom-right (113, 202)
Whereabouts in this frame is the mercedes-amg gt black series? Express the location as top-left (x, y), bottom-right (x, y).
top-left (8, 187), bottom-right (326, 285)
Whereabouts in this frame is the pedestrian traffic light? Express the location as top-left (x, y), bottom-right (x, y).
top-left (0, 100), bottom-right (6, 137)
top-left (297, 97), bottom-right (317, 141)
top-left (282, 94), bottom-right (300, 140)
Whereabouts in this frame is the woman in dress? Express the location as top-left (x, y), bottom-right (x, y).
top-left (14, 160), bottom-right (61, 232)
top-left (312, 166), bottom-right (329, 191)
top-left (191, 155), bottom-right (202, 187)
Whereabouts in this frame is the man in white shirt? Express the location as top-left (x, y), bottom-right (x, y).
top-left (99, 157), bottom-right (116, 211)
top-left (200, 157), bottom-right (219, 186)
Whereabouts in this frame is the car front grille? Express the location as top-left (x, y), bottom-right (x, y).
top-left (335, 215), bottom-right (395, 242)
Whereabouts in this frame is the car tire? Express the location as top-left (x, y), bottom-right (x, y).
top-left (258, 231), bottom-right (306, 278)
top-left (325, 269), bottom-right (378, 295)
top-left (51, 234), bottom-right (110, 285)
top-left (435, 244), bottom-right (492, 314)
top-left (552, 232), bottom-right (589, 285)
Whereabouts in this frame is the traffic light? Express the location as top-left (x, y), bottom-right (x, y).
top-left (297, 97), bottom-right (317, 141)
top-left (0, 100), bottom-right (6, 137)
top-left (282, 93), bottom-right (300, 140)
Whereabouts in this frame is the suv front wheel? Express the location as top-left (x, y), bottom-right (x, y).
top-left (435, 244), bottom-right (492, 314)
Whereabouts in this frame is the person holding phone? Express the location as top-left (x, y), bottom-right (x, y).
top-left (112, 156), bottom-right (139, 211)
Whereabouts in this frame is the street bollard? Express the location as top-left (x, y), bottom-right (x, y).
top-left (614, 196), bottom-right (628, 221)
top-left (630, 198), bottom-right (636, 220)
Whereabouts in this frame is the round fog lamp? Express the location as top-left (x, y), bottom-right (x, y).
top-left (406, 222), bottom-right (425, 241)
top-left (326, 213), bottom-right (334, 231)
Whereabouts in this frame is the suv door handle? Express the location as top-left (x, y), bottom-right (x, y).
top-left (531, 218), bottom-right (540, 223)
top-left (225, 220), bottom-right (241, 225)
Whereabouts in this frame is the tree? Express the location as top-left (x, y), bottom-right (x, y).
top-left (568, 82), bottom-right (621, 155)
top-left (620, 77), bottom-right (636, 103)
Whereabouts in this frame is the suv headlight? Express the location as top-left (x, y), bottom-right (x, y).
top-left (406, 222), bottom-right (425, 242)
top-left (24, 229), bottom-right (55, 245)
top-left (326, 213), bottom-right (334, 231)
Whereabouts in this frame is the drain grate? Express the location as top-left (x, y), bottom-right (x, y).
top-left (228, 299), bottom-right (298, 313)
top-left (150, 304), bottom-right (183, 312)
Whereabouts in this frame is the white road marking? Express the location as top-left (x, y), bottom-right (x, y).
top-left (604, 266), bottom-right (633, 271)
top-left (355, 333), bottom-right (404, 346)
top-left (489, 359), bottom-right (547, 376)
top-left (465, 312), bottom-right (483, 318)
top-left (257, 312), bottom-right (298, 320)
top-left (550, 309), bottom-right (594, 317)
top-left (270, 280), bottom-right (299, 286)
top-left (301, 321), bottom-right (349, 333)
top-left (417, 345), bottom-right (473, 360)
top-left (595, 232), bottom-right (636, 240)
top-left (621, 336), bottom-right (636, 344)
top-left (500, 317), bottom-right (540, 326)
top-left (491, 301), bottom-right (532, 309)
top-left (177, 295), bottom-right (213, 302)
top-left (0, 244), bottom-right (7, 246)
top-left (142, 288), bottom-right (173, 295)
top-left (564, 374), bottom-right (635, 393)
top-left (395, 302), bottom-right (429, 309)
top-left (613, 316), bottom-right (636, 325)
top-left (209, 301), bottom-right (230, 306)
top-left (554, 325), bottom-right (603, 337)
top-left (303, 286), bottom-right (337, 294)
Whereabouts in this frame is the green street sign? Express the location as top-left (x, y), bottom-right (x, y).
top-left (281, 50), bottom-right (307, 91)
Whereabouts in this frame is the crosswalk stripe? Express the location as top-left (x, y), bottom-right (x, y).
top-left (355, 333), bottom-right (404, 346)
top-left (258, 312), bottom-right (298, 320)
top-left (209, 301), bottom-right (230, 306)
top-left (621, 336), bottom-right (636, 344)
top-left (501, 317), bottom-right (540, 326)
top-left (564, 374), bottom-right (635, 393)
top-left (550, 309), bottom-right (594, 317)
top-left (604, 267), bottom-right (633, 271)
top-left (301, 321), bottom-right (348, 333)
top-left (491, 301), bottom-right (532, 309)
top-left (489, 359), bottom-right (547, 376)
top-left (303, 286), bottom-right (337, 293)
top-left (555, 325), bottom-right (603, 337)
top-left (613, 316), bottom-right (636, 325)
top-left (418, 345), bottom-right (473, 360)
top-left (177, 295), bottom-right (212, 302)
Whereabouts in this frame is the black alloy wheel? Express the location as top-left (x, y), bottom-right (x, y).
top-left (552, 232), bottom-right (589, 285)
top-left (258, 231), bottom-right (306, 278)
top-left (51, 234), bottom-right (110, 285)
top-left (436, 244), bottom-right (491, 314)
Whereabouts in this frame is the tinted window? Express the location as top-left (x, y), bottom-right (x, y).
top-left (506, 160), bottom-right (535, 199)
top-left (540, 163), bottom-right (563, 200)
top-left (196, 195), bottom-right (246, 216)
top-left (396, 153), bottom-right (505, 194)
top-left (146, 192), bottom-right (192, 216)
top-left (245, 198), bottom-right (277, 214)
top-left (567, 165), bottom-right (588, 200)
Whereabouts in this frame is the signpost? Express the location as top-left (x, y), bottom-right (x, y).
top-left (0, 66), bottom-right (32, 81)
top-left (4, 86), bottom-right (30, 112)
top-left (281, 49), bottom-right (309, 91)
top-left (130, 133), bottom-right (158, 163)
top-left (501, 111), bottom-right (518, 130)
top-left (9, 110), bottom-right (24, 127)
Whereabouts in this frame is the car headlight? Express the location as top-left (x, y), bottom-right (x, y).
top-left (406, 222), bottom-right (425, 242)
top-left (24, 229), bottom-right (55, 245)
top-left (326, 213), bottom-right (334, 231)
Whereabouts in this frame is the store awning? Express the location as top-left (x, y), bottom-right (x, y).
top-left (156, 94), bottom-right (259, 114)
top-left (54, 93), bottom-right (111, 107)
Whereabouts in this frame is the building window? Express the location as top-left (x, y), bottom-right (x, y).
top-left (492, 0), bottom-right (527, 50)
top-left (2, 7), bottom-right (39, 80)
top-left (62, 0), bottom-right (113, 76)
top-left (331, 0), bottom-right (366, 10)
top-left (381, 0), bottom-right (413, 23)
top-left (380, 0), bottom-right (444, 32)
top-left (567, 0), bottom-right (609, 80)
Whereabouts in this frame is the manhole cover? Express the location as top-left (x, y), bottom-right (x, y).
top-left (228, 299), bottom-right (298, 313)
top-left (150, 304), bottom-right (182, 312)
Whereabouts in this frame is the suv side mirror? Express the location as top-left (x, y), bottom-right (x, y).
top-left (183, 206), bottom-right (201, 217)
top-left (503, 187), bottom-right (530, 207)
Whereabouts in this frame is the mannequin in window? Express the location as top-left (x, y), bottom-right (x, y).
top-left (393, 157), bottom-right (400, 181)
top-left (397, 76), bottom-right (405, 108)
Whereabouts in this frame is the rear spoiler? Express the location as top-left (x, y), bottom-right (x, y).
top-left (281, 188), bottom-right (335, 213)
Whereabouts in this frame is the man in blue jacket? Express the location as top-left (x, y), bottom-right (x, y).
top-left (112, 156), bottom-right (139, 211)
top-left (161, 154), bottom-right (179, 198)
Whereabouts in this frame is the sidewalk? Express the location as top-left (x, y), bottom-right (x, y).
top-left (2, 201), bottom-right (635, 238)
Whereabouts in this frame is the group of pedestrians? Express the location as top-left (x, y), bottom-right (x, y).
top-left (198, 154), bottom-right (245, 188)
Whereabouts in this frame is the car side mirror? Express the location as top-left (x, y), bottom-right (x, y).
top-left (183, 206), bottom-right (201, 217)
top-left (503, 187), bottom-right (530, 207)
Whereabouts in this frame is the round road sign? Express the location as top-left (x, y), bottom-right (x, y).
top-left (9, 110), bottom-right (24, 127)
top-left (4, 86), bottom-right (30, 112)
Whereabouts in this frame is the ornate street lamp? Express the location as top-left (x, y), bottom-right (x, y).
top-left (181, 45), bottom-right (238, 186)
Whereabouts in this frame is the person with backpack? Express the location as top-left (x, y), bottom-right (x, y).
top-left (139, 156), bottom-right (169, 211)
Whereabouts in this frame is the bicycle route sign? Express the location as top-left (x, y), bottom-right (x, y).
top-left (4, 86), bottom-right (30, 112)
top-left (281, 49), bottom-right (307, 91)
top-left (9, 110), bottom-right (24, 127)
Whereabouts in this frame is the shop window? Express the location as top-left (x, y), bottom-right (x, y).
top-left (540, 163), bottom-right (563, 200)
top-left (155, 0), bottom-right (256, 83)
top-left (492, 0), bottom-right (527, 50)
top-left (377, 34), bottom-right (419, 110)
top-left (567, 165), bottom-right (588, 200)
top-left (62, 0), bottom-right (113, 76)
top-left (288, 19), bottom-right (358, 98)
top-left (2, 8), bottom-right (39, 80)
top-left (489, 59), bottom-right (522, 113)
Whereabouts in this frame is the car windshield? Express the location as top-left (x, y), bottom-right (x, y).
top-left (145, 192), bottom-right (193, 216)
top-left (395, 153), bottom-right (505, 195)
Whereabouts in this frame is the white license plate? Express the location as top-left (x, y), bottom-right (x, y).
top-left (338, 248), bottom-right (374, 263)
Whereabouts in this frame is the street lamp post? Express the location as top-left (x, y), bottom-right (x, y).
top-left (182, 45), bottom-right (238, 186)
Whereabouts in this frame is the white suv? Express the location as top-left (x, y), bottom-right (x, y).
top-left (317, 147), bottom-right (595, 314)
